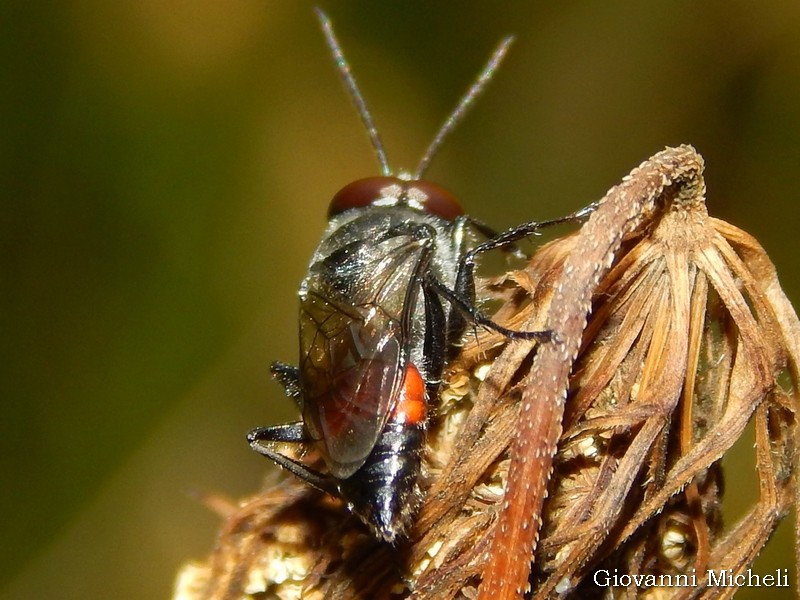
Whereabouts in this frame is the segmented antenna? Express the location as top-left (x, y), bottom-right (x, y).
top-left (315, 8), bottom-right (391, 177)
top-left (315, 8), bottom-right (513, 181)
top-left (413, 36), bottom-right (514, 180)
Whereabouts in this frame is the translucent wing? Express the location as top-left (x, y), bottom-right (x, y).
top-left (299, 228), bottom-right (431, 479)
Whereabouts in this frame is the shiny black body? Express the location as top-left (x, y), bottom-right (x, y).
top-left (337, 420), bottom-right (426, 540)
top-left (249, 192), bottom-right (480, 541)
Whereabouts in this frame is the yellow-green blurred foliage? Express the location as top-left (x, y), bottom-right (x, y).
top-left (1, 2), bottom-right (798, 599)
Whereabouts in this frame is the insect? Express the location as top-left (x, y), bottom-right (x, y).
top-left (247, 10), bottom-right (578, 542)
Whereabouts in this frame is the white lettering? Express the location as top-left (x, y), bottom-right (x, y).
top-left (707, 569), bottom-right (728, 587)
top-left (593, 569), bottom-right (610, 587)
top-left (672, 572), bottom-right (697, 587)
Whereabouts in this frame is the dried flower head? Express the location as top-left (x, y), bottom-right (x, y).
top-left (174, 147), bottom-right (799, 600)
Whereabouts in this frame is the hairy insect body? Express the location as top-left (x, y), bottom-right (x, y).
top-left (297, 199), bottom-right (469, 537)
top-left (299, 205), bottom-right (464, 438)
top-left (249, 177), bottom-right (486, 540)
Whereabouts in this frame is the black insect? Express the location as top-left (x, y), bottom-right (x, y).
top-left (247, 10), bottom-right (583, 542)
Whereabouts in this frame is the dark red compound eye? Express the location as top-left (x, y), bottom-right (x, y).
top-left (328, 176), bottom-right (401, 218)
top-left (406, 180), bottom-right (463, 221)
top-left (328, 176), bottom-right (464, 221)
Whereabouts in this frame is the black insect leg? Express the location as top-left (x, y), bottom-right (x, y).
top-left (381, 220), bottom-right (447, 389)
top-left (425, 274), bottom-right (554, 348)
top-left (457, 206), bottom-right (597, 305)
top-left (270, 361), bottom-right (303, 409)
top-left (447, 203), bottom-right (599, 346)
top-left (248, 423), bottom-right (338, 495)
top-left (421, 279), bottom-right (448, 392)
top-left (254, 365), bottom-right (341, 494)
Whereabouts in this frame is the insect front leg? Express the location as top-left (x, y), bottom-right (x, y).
top-left (446, 205), bottom-right (599, 346)
top-left (455, 204), bottom-right (599, 310)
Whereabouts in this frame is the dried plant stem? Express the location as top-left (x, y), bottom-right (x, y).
top-left (478, 146), bottom-right (705, 599)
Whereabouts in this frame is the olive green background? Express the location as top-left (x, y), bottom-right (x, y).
top-left (1, 2), bottom-right (798, 599)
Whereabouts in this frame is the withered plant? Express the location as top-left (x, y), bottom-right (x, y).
top-left (174, 146), bottom-right (799, 600)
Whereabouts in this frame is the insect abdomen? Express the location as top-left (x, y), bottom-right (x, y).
top-left (339, 421), bottom-right (425, 542)
top-left (338, 363), bottom-right (427, 541)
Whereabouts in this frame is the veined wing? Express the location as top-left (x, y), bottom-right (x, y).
top-left (299, 230), bottom-right (431, 478)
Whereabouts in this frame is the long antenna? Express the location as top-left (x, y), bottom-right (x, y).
top-left (315, 8), bottom-right (391, 177)
top-left (413, 36), bottom-right (514, 179)
top-left (316, 8), bottom-right (513, 182)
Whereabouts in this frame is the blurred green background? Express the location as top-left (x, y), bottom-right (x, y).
top-left (1, 2), bottom-right (798, 599)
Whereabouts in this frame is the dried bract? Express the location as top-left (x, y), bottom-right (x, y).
top-left (524, 156), bottom-right (799, 599)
